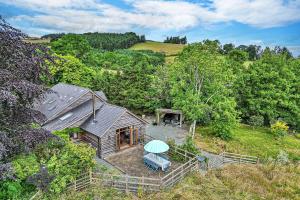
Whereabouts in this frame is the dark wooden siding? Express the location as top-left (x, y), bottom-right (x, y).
top-left (100, 111), bottom-right (146, 158)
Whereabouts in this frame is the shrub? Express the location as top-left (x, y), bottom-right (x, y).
top-left (12, 154), bottom-right (40, 180)
top-left (248, 115), bottom-right (264, 127)
top-left (270, 121), bottom-right (288, 137)
top-left (167, 137), bottom-right (200, 162)
top-left (211, 121), bottom-right (233, 140)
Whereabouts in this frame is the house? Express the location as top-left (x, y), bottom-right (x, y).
top-left (35, 83), bottom-right (148, 158)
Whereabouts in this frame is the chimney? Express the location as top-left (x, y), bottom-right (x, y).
top-left (92, 92), bottom-right (96, 121)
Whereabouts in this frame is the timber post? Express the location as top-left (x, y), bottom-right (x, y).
top-left (89, 170), bottom-right (92, 185)
top-left (125, 175), bottom-right (129, 193)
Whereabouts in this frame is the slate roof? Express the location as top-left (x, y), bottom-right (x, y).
top-left (43, 99), bottom-right (104, 131)
top-left (35, 83), bottom-right (146, 136)
top-left (95, 91), bottom-right (107, 101)
top-left (35, 83), bottom-right (90, 120)
top-left (80, 104), bottom-right (126, 137)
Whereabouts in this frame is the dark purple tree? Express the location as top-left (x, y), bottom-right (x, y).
top-left (0, 17), bottom-right (56, 180)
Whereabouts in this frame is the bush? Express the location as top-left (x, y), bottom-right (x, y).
top-left (167, 137), bottom-right (200, 162)
top-left (211, 121), bottom-right (233, 140)
top-left (248, 115), bottom-right (264, 127)
top-left (270, 121), bottom-right (288, 137)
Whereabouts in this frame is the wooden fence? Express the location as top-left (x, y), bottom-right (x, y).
top-left (220, 152), bottom-right (259, 164)
top-left (161, 157), bottom-right (198, 188)
top-left (66, 144), bottom-right (199, 193)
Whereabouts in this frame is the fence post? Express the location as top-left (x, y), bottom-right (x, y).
top-left (125, 175), bottom-right (128, 193)
top-left (142, 176), bottom-right (144, 192)
top-left (181, 165), bottom-right (184, 179)
top-left (74, 179), bottom-right (77, 191)
top-left (222, 152), bottom-right (225, 163)
top-left (89, 170), bottom-right (92, 185)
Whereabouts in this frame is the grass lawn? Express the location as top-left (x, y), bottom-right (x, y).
top-left (130, 41), bottom-right (185, 63)
top-left (63, 164), bottom-right (300, 200)
top-left (195, 124), bottom-right (300, 161)
top-left (146, 164), bottom-right (300, 200)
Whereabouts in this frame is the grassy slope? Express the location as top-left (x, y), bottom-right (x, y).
top-left (60, 164), bottom-right (300, 200)
top-left (195, 124), bottom-right (300, 161)
top-left (23, 38), bottom-right (50, 44)
top-left (130, 41), bottom-right (185, 63)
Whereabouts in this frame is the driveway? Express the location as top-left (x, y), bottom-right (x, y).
top-left (145, 124), bottom-right (189, 145)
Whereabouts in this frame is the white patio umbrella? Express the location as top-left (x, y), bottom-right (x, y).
top-left (144, 140), bottom-right (169, 153)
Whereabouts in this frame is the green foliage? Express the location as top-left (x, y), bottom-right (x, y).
top-left (248, 115), bottom-right (264, 127)
top-left (12, 154), bottom-right (39, 180)
top-left (271, 121), bottom-right (289, 137)
top-left (0, 180), bottom-right (23, 200)
top-left (83, 32), bottom-right (144, 50)
top-left (228, 49), bottom-right (249, 63)
top-left (51, 34), bottom-right (92, 58)
top-left (1, 130), bottom-right (96, 199)
top-left (168, 41), bottom-right (238, 139)
top-left (168, 137), bottom-right (200, 162)
top-left (91, 50), bottom-right (165, 112)
top-left (49, 54), bottom-right (96, 88)
top-left (180, 136), bottom-right (200, 155)
top-left (82, 49), bottom-right (164, 70)
top-left (52, 127), bottom-right (80, 141)
top-left (235, 51), bottom-right (300, 130)
top-left (46, 142), bottom-right (95, 194)
top-left (196, 124), bottom-right (300, 161)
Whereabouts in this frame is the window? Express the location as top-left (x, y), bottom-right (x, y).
top-left (59, 112), bottom-right (73, 121)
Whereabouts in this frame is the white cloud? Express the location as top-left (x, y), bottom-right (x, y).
top-left (2, 0), bottom-right (300, 35)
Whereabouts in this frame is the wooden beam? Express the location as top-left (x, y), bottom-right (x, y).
top-left (130, 127), bottom-right (133, 146)
top-left (116, 130), bottom-right (120, 151)
top-left (135, 128), bottom-right (138, 145)
top-left (97, 137), bottom-right (101, 157)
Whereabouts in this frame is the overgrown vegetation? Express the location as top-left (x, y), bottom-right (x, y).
top-left (57, 162), bottom-right (300, 200)
top-left (195, 124), bottom-right (300, 161)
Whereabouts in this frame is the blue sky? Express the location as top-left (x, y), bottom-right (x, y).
top-left (1, 0), bottom-right (300, 55)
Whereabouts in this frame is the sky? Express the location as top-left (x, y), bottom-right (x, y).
top-left (1, 0), bottom-right (300, 56)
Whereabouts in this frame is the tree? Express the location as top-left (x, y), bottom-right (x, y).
top-left (222, 43), bottom-right (235, 54)
top-left (235, 49), bottom-right (300, 130)
top-left (51, 34), bottom-right (92, 58)
top-left (247, 45), bottom-right (261, 60)
top-left (273, 46), bottom-right (293, 59)
top-left (228, 49), bottom-right (249, 63)
top-left (168, 41), bottom-right (238, 139)
top-left (0, 17), bottom-right (55, 180)
top-left (49, 54), bottom-right (96, 88)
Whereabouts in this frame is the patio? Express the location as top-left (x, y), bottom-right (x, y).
top-left (104, 144), bottom-right (182, 178)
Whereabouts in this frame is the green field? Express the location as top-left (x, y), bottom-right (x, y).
top-left (195, 124), bottom-right (300, 161)
top-left (130, 41), bottom-right (185, 63)
top-left (23, 38), bottom-right (50, 44)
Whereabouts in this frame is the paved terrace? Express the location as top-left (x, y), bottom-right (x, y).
top-left (104, 145), bottom-right (182, 178)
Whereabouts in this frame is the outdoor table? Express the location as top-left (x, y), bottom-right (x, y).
top-left (144, 153), bottom-right (171, 171)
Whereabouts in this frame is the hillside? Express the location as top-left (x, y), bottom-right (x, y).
top-left (130, 41), bottom-right (185, 63)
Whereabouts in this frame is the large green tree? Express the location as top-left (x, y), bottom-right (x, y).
top-left (49, 55), bottom-right (96, 88)
top-left (168, 41), bottom-right (238, 139)
top-left (51, 34), bottom-right (91, 58)
top-left (236, 49), bottom-right (300, 130)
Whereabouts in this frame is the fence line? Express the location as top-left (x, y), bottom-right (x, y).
top-left (66, 146), bottom-right (199, 193)
top-left (220, 152), bottom-right (259, 164)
